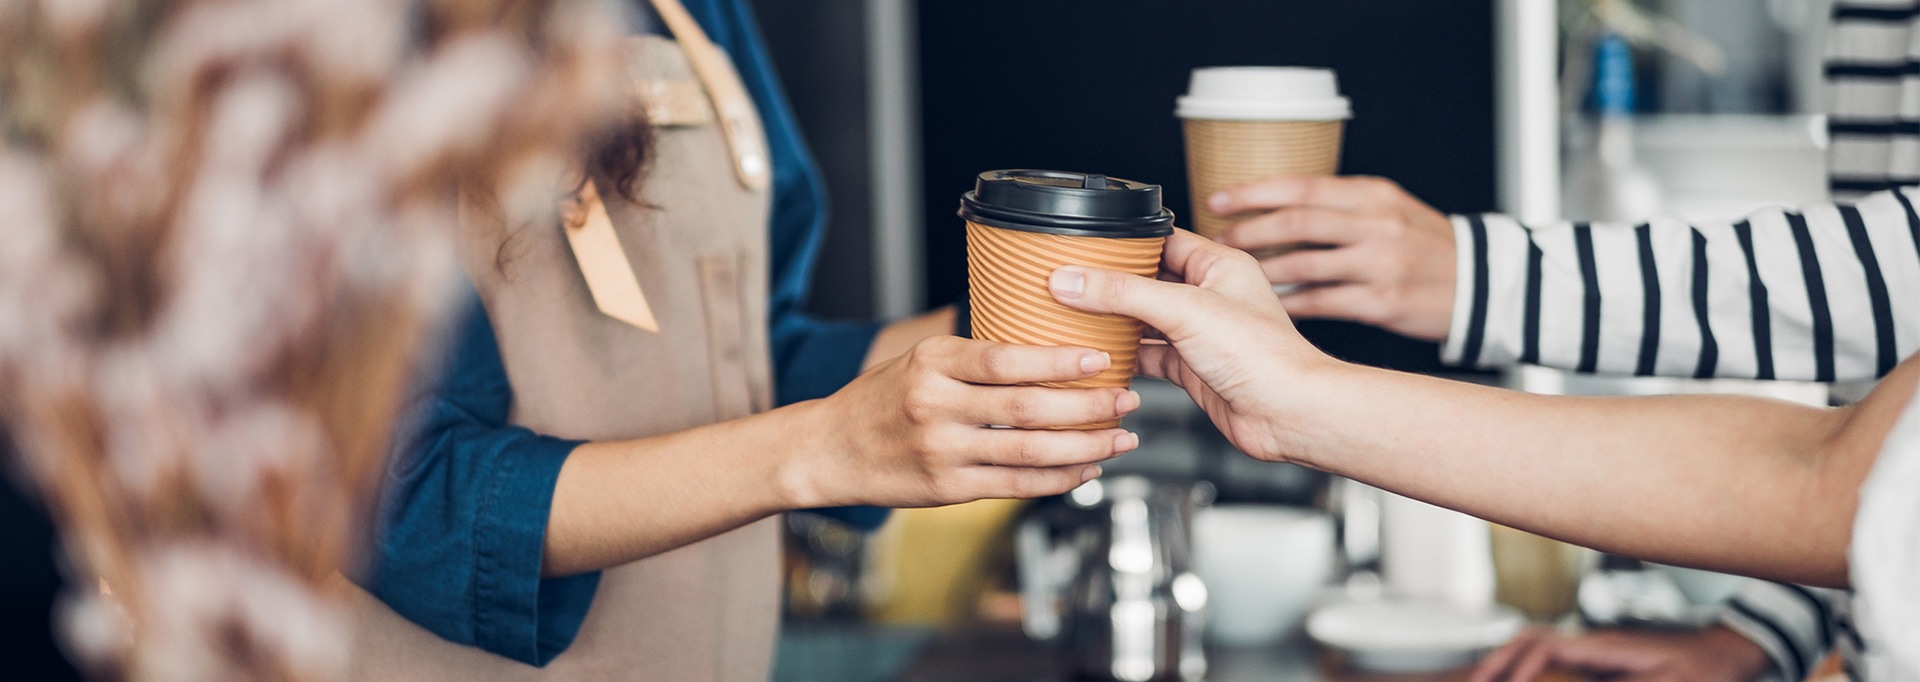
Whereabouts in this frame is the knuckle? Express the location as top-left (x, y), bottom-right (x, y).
top-left (1223, 246), bottom-right (1262, 270)
top-left (1377, 215), bottom-right (1409, 238)
top-left (1300, 176), bottom-right (1333, 203)
top-left (1004, 393), bottom-right (1040, 426)
top-left (975, 344), bottom-right (1013, 380)
top-left (1278, 208), bottom-right (1309, 238)
top-left (1008, 433), bottom-right (1044, 467)
top-left (903, 342), bottom-right (935, 373)
top-left (900, 386), bottom-right (940, 425)
top-left (1097, 271), bottom-right (1132, 301)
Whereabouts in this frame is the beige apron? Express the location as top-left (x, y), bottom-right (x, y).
top-left (346, 32), bottom-right (781, 682)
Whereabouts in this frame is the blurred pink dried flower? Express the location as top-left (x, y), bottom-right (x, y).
top-left (0, 1), bottom-right (626, 680)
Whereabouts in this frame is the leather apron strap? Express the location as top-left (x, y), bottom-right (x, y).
top-left (647, 0), bottom-right (769, 192)
top-left (566, 1), bottom-right (767, 332)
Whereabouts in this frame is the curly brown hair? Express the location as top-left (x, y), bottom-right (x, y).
top-left (587, 109), bottom-right (653, 201)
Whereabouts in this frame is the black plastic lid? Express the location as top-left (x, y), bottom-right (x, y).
top-left (958, 169), bottom-right (1175, 238)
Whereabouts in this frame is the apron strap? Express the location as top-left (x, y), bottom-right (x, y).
top-left (647, 0), bottom-right (772, 191)
top-left (563, 179), bottom-right (660, 332)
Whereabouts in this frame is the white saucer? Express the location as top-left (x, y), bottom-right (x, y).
top-left (1305, 599), bottom-right (1525, 672)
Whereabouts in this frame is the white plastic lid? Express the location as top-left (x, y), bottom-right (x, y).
top-left (1176, 66), bottom-right (1352, 121)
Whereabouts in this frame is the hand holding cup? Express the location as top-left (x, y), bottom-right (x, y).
top-left (801, 335), bottom-right (1143, 509)
top-left (1210, 175), bottom-right (1459, 341)
top-left (1047, 230), bottom-right (1334, 461)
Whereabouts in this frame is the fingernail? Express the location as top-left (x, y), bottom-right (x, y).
top-left (1050, 267), bottom-right (1086, 299)
top-left (1116, 389), bottom-right (1141, 414)
top-left (1081, 465), bottom-right (1103, 482)
top-left (1114, 432), bottom-right (1140, 453)
top-left (1208, 192), bottom-right (1231, 213)
top-left (1079, 351), bottom-right (1110, 375)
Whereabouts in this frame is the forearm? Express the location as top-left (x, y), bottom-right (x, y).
top-left (1054, 229), bottom-right (1915, 591)
top-left (1283, 360), bottom-right (1865, 586)
top-left (545, 326), bottom-right (1133, 577)
top-left (541, 401), bottom-right (822, 577)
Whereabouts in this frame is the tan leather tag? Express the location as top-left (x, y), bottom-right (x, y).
top-left (562, 180), bottom-right (660, 332)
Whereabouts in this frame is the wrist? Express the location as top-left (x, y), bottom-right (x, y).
top-left (1259, 355), bottom-right (1370, 467)
top-left (769, 398), bottom-right (837, 510)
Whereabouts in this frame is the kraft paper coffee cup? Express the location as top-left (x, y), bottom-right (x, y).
top-left (1177, 67), bottom-right (1351, 252)
top-left (958, 170), bottom-right (1174, 430)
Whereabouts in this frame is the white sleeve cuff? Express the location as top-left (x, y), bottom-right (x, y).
top-left (1439, 214), bottom-right (1478, 366)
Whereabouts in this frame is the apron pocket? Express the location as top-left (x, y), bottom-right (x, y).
top-left (697, 249), bottom-right (757, 421)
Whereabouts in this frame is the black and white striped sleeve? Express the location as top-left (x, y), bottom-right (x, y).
top-left (1825, 0), bottom-right (1920, 199)
top-left (1716, 581), bottom-right (1847, 682)
top-left (1441, 187), bottom-right (1920, 381)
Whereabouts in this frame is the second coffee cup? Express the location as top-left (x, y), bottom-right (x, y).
top-left (1178, 66), bottom-right (1351, 251)
top-left (959, 170), bottom-right (1175, 430)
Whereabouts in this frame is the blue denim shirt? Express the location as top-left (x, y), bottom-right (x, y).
top-left (358, 0), bottom-right (886, 666)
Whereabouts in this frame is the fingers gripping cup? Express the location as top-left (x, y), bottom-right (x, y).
top-left (959, 170), bottom-right (1175, 430)
top-left (1177, 67), bottom-right (1351, 249)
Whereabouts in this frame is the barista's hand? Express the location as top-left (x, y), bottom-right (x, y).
top-left (796, 336), bottom-right (1141, 508)
top-left (1048, 230), bottom-right (1335, 463)
top-left (1210, 176), bottom-right (1456, 341)
top-left (1470, 626), bottom-right (1772, 682)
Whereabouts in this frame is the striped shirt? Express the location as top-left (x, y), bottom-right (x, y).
top-left (1441, 188), bottom-right (1920, 382)
top-left (1720, 581), bottom-right (1859, 682)
top-left (1441, 4), bottom-right (1920, 680)
top-left (1828, 0), bottom-right (1920, 198)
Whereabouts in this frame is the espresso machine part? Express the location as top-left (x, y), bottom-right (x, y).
top-left (1016, 476), bottom-right (1212, 682)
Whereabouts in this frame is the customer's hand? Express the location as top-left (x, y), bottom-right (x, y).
top-left (797, 336), bottom-right (1141, 508)
top-left (1048, 229), bottom-right (1336, 463)
top-left (1210, 176), bottom-right (1456, 341)
top-left (1470, 626), bottom-right (1772, 682)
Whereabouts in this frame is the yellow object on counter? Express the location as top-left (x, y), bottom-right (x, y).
top-left (862, 499), bottom-right (1025, 627)
top-left (1490, 523), bottom-right (1590, 621)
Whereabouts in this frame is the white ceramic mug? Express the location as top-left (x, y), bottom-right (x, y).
top-left (1191, 505), bottom-right (1336, 647)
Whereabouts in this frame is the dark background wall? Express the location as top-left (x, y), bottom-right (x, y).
top-left (750, 0), bottom-right (878, 320)
top-left (758, 0), bottom-right (1499, 373)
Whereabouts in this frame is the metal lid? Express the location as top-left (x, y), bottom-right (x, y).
top-left (958, 169), bottom-right (1176, 238)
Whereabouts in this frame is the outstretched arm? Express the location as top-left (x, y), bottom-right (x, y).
top-left (1051, 230), bottom-right (1915, 587)
top-left (369, 299), bottom-right (1138, 665)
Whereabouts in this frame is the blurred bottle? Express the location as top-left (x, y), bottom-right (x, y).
top-left (1565, 33), bottom-right (1663, 222)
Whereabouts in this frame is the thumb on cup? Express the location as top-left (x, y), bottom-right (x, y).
top-left (1050, 266), bottom-right (1210, 342)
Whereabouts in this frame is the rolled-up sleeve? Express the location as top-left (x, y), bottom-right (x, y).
top-left (357, 295), bottom-right (598, 667)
